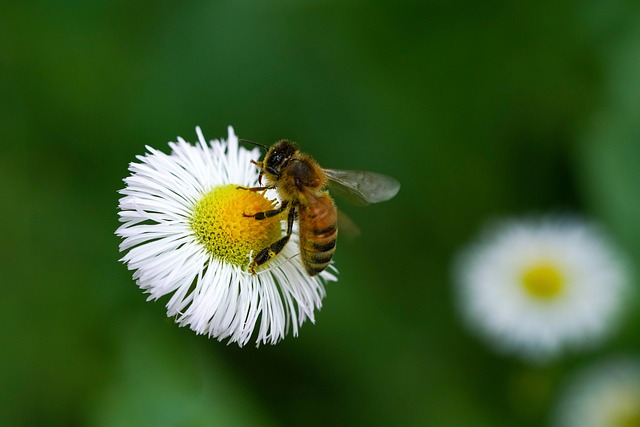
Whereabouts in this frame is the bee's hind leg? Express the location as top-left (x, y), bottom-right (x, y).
top-left (250, 205), bottom-right (296, 274)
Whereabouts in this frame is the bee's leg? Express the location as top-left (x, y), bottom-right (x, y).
top-left (250, 205), bottom-right (296, 274)
top-left (236, 185), bottom-right (272, 192)
top-left (243, 201), bottom-right (289, 220)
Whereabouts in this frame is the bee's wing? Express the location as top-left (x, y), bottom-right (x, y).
top-left (323, 168), bottom-right (400, 206)
top-left (337, 209), bottom-right (361, 239)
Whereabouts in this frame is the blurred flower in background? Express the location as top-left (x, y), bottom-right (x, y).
top-left (553, 357), bottom-right (640, 427)
top-left (116, 126), bottom-right (337, 347)
top-left (455, 217), bottom-right (629, 361)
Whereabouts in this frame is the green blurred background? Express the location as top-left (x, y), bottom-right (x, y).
top-left (2, 1), bottom-right (640, 426)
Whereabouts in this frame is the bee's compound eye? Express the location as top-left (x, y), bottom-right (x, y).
top-left (265, 141), bottom-right (296, 173)
top-left (266, 166), bottom-right (280, 176)
top-left (269, 152), bottom-right (284, 167)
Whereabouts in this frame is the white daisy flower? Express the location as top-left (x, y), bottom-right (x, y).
top-left (455, 217), bottom-right (629, 361)
top-left (554, 358), bottom-right (640, 427)
top-left (116, 126), bottom-right (337, 347)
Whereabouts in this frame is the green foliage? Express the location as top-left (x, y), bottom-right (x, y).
top-left (1, 1), bottom-right (638, 426)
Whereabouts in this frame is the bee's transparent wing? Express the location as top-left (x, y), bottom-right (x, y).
top-left (337, 209), bottom-right (361, 239)
top-left (324, 168), bottom-right (400, 206)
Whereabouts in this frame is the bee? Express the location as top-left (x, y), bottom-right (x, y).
top-left (240, 139), bottom-right (400, 275)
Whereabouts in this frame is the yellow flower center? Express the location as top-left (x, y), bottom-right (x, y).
top-left (610, 391), bottom-right (640, 427)
top-left (614, 412), bottom-right (640, 427)
top-left (190, 184), bottom-right (283, 268)
top-left (520, 262), bottom-right (565, 300)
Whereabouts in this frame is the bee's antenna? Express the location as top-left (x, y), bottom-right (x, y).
top-left (240, 139), bottom-right (269, 151)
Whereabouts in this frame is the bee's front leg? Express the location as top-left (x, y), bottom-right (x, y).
top-left (236, 185), bottom-right (272, 192)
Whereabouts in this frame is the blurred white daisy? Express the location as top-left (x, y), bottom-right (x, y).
top-left (455, 217), bottom-right (629, 361)
top-left (116, 126), bottom-right (337, 347)
top-left (554, 358), bottom-right (640, 427)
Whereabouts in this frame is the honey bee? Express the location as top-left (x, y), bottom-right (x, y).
top-left (240, 139), bottom-right (400, 275)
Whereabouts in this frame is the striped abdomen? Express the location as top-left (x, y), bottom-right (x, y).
top-left (299, 194), bottom-right (338, 276)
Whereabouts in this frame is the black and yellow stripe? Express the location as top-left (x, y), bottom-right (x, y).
top-left (300, 215), bottom-right (337, 276)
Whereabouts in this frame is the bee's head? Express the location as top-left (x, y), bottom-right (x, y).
top-left (263, 140), bottom-right (297, 178)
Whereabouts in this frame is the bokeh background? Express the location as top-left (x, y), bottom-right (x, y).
top-left (2, 1), bottom-right (640, 426)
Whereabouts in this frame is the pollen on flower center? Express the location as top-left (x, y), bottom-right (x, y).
top-left (612, 411), bottom-right (640, 427)
top-left (190, 184), bottom-right (283, 268)
top-left (610, 391), bottom-right (640, 427)
top-left (520, 262), bottom-right (565, 300)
